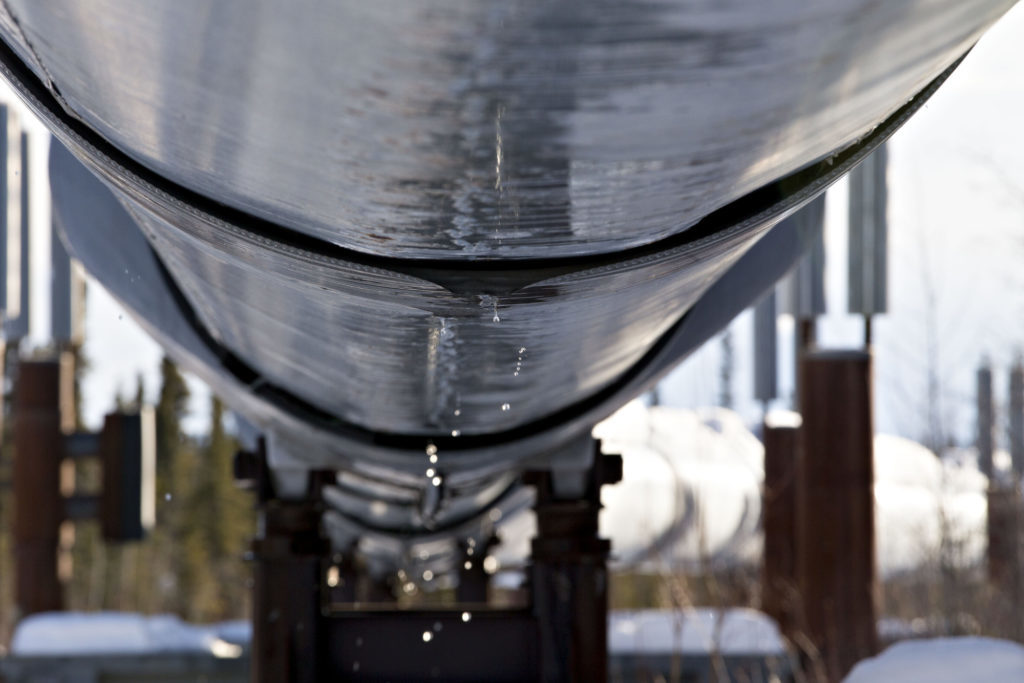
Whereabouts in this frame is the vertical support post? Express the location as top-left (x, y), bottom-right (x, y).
top-left (1010, 361), bottom-right (1024, 478)
top-left (753, 289), bottom-right (778, 407)
top-left (13, 360), bottom-right (64, 616)
top-left (986, 487), bottom-right (1022, 630)
top-left (457, 536), bottom-right (496, 604)
top-left (250, 455), bottom-right (329, 683)
top-left (798, 350), bottom-right (877, 682)
top-left (987, 491), bottom-right (1019, 589)
top-left (762, 419), bottom-right (801, 644)
top-left (529, 442), bottom-right (621, 683)
top-left (978, 362), bottom-right (995, 482)
top-left (793, 318), bottom-right (815, 414)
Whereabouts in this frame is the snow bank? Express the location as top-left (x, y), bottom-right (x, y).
top-left (10, 612), bottom-right (249, 658)
top-left (874, 435), bottom-right (987, 574)
top-left (495, 401), bottom-right (990, 574)
top-left (609, 608), bottom-right (785, 656)
top-left (845, 637), bottom-right (1024, 682)
top-left (595, 401), bottom-right (764, 567)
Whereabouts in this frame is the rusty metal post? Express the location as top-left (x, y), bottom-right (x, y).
top-left (986, 487), bottom-right (1022, 618)
top-left (251, 500), bottom-right (327, 683)
top-left (13, 360), bottom-right (64, 616)
top-left (797, 350), bottom-right (878, 682)
top-left (762, 419), bottom-right (801, 644)
top-left (250, 455), bottom-right (330, 683)
top-left (529, 443), bottom-right (621, 683)
top-left (457, 535), bottom-right (496, 605)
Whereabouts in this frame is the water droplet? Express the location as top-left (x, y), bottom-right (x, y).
top-left (453, 409), bottom-right (461, 417)
top-left (431, 476), bottom-right (442, 487)
top-left (327, 566), bottom-right (340, 588)
top-left (164, 493), bottom-right (172, 501)
top-left (426, 467), bottom-right (436, 478)
top-left (433, 621), bottom-right (443, 632)
top-left (422, 631), bottom-right (433, 643)
top-left (466, 547), bottom-right (475, 556)
top-left (464, 560), bottom-right (472, 570)
top-left (118, 314), bottom-right (124, 321)
top-left (356, 637), bottom-right (363, 647)
top-left (353, 661), bottom-right (360, 672)
top-left (403, 582), bottom-right (416, 594)
top-left (467, 538), bottom-right (477, 548)
top-left (425, 443), bottom-right (438, 456)
top-left (429, 454), bottom-right (438, 464)
top-left (488, 508), bottom-right (503, 523)
top-left (518, 347), bottom-right (526, 354)
top-left (462, 612), bottom-right (472, 623)
top-left (483, 556), bottom-right (499, 574)
top-left (450, 429), bottom-right (461, 437)
top-left (501, 403), bottom-right (510, 412)
top-left (513, 371), bottom-right (519, 377)
top-left (422, 569), bottom-right (434, 582)
top-left (492, 314), bottom-right (500, 323)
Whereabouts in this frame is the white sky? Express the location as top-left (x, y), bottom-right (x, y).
top-left (1, 4), bottom-right (1023, 441)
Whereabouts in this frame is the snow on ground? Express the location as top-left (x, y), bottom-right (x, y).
top-left (844, 637), bottom-right (1024, 682)
top-left (10, 612), bottom-right (249, 658)
top-left (609, 608), bottom-right (785, 656)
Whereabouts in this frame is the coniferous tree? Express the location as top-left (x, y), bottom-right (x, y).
top-left (156, 357), bottom-right (190, 497)
top-left (63, 355), bottom-right (255, 621)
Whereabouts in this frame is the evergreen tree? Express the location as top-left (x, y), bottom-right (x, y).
top-left (62, 355), bottom-right (254, 621)
top-left (155, 357), bottom-right (190, 494)
top-left (134, 373), bottom-right (145, 410)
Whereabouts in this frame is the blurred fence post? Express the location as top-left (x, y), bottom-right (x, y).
top-left (986, 486), bottom-right (1022, 635)
top-left (797, 350), bottom-right (878, 682)
top-left (762, 418), bottom-right (801, 645)
top-left (13, 360), bottom-right (64, 616)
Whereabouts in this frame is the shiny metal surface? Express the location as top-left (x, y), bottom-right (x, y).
top-left (120, 188), bottom-right (770, 436)
top-left (2, 1), bottom-right (1014, 259)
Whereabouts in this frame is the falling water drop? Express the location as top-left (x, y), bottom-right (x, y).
top-left (429, 454), bottom-right (438, 464)
top-left (451, 429), bottom-right (461, 438)
top-left (454, 408), bottom-right (461, 417)
top-left (501, 403), bottom-right (510, 412)
top-left (433, 621), bottom-right (443, 633)
top-left (422, 631), bottom-right (433, 643)
top-left (462, 612), bottom-right (472, 623)
top-left (431, 476), bottom-right (443, 487)
top-left (464, 560), bottom-right (472, 570)
top-left (425, 443), bottom-right (438, 457)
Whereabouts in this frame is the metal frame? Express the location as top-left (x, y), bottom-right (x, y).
top-left (247, 440), bottom-right (622, 682)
